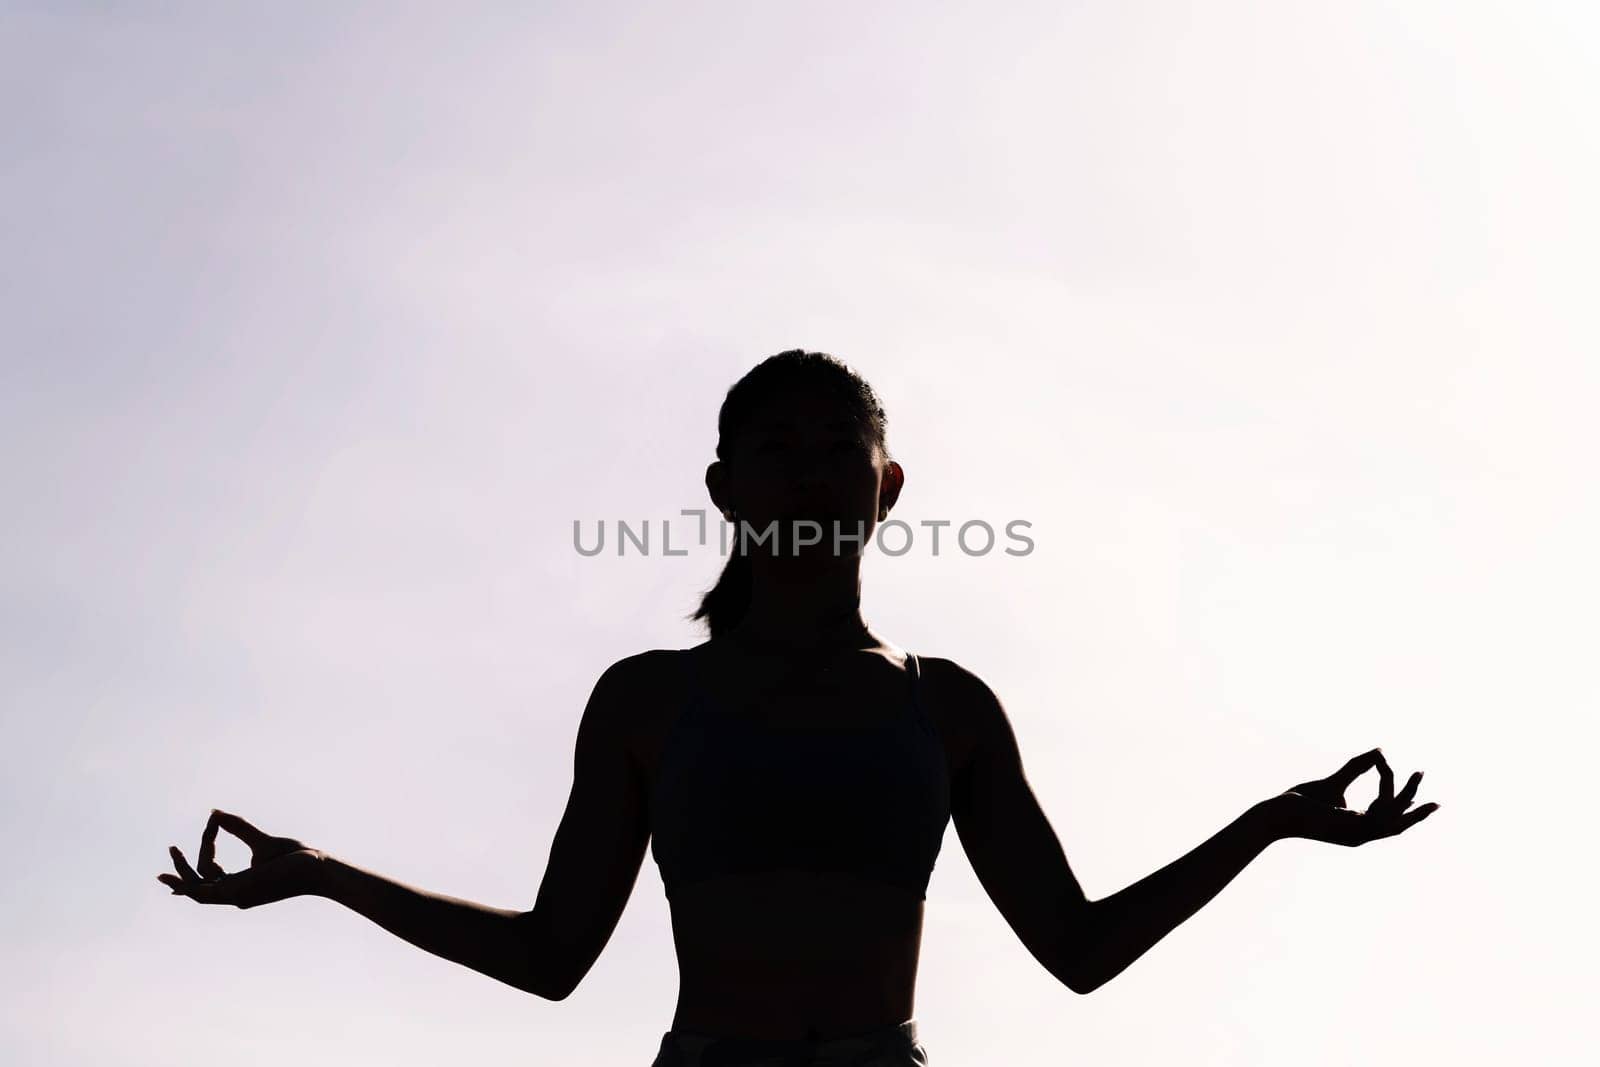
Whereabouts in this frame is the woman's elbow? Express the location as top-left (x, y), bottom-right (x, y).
top-left (1053, 959), bottom-right (1097, 995)
top-left (516, 912), bottom-right (580, 1001)
top-left (1063, 970), bottom-right (1106, 996)
top-left (518, 957), bottom-right (581, 1001)
top-left (1052, 922), bottom-right (1105, 994)
top-left (529, 975), bottom-right (577, 1002)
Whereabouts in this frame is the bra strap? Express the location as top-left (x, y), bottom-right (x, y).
top-left (906, 652), bottom-right (948, 793)
top-left (907, 651), bottom-right (929, 724)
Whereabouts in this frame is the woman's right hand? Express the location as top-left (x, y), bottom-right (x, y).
top-left (158, 809), bottom-right (327, 909)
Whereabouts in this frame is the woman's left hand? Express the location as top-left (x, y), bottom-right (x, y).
top-left (1263, 748), bottom-right (1440, 846)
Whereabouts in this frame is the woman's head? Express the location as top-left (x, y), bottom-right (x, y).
top-left (690, 350), bottom-right (903, 637)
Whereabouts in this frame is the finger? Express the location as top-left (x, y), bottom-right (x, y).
top-left (197, 811), bottom-right (226, 881)
top-left (211, 809), bottom-right (270, 851)
top-left (168, 845), bottom-right (202, 885)
top-left (1395, 770), bottom-right (1423, 809)
top-left (1372, 751), bottom-right (1395, 812)
top-left (1331, 748), bottom-right (1383, 792)
top-left (1395, 802), bottom-right (1440, 833)
top-left (157, 873), bottom-right (186, 895)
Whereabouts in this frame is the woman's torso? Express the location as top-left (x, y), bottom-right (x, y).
top-left (627, 641), bottom-right (976, 1040)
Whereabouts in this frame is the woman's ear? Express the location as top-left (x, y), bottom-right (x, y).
top-left (705, 460), bottom-right (729, 515)
top-left (879, 460), bottom-right (905, 514)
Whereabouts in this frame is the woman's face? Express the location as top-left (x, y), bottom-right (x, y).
top-left (716, 389), bottom-right (899, 560)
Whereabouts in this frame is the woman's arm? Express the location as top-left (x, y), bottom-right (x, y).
top-left (162, 652), bottom-right (658, 1002)
top-left (939, 659), bottom-right (1432, 996)
top-left (1065, 749), bottom-right (1435, 993)
top-left (310, 854), bottom-right (556, 997)
top-left (160, 815), bottom-right (553, 995)
top-left (945, 657), bottom-right (1275, 993)
top-left (313, 653), bottom-right (654, 999)
top-left (1059, 800), bottom-right (1279, 994)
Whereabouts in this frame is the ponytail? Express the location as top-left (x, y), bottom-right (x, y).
top-left (691, 527), bottom-right (753, 638)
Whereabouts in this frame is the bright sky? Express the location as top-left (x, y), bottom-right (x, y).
top-left (3, 2), bottom-right (1594, 1064)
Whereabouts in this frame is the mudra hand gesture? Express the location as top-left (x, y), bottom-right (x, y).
top-left (1270, 748), bottom-right (1440, 846)
top-left (157, 809), bottom-right (325, 908)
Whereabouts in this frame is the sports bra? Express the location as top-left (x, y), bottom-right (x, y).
top-left (650, 647), bottom-right (951, 901)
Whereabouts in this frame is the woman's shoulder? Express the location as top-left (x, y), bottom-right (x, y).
top-left (911, 652), bottom-right (997, 703)
top-left (580, 649), bottom-right (700, 767)
top-left (903, 653), bottom-right (1007, 773)
top-left (591, 647), bottom-right (696, 694)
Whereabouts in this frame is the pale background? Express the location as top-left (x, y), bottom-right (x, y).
top-left (3, 2), bottom-right (1594, 1064)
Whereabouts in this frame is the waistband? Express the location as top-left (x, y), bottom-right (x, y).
top-left (655, 1019), bottom-right (919, 1066)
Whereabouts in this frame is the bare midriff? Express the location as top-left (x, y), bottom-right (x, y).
top-left (664, 869), bottom-right (925, 1040)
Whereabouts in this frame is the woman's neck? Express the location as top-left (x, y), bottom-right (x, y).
top-left (731, 559), bottom-right (872, 652)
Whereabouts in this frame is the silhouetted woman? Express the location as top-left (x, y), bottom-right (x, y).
top-left (159, 351), bottom-right (1439, 1066)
